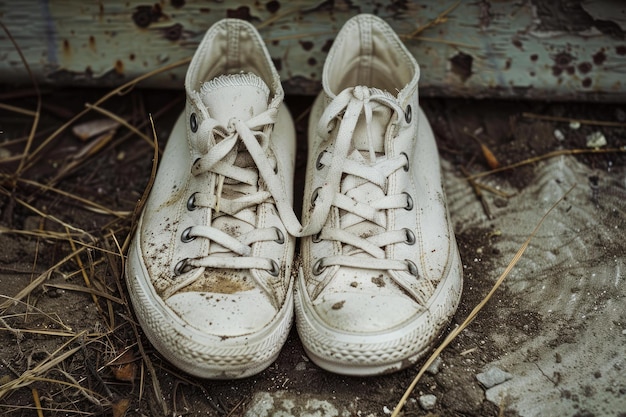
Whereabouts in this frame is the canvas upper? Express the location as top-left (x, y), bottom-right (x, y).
top-left (295, 14), bottom-right (463, 375)
top-left (126, 19), bottom-right (296, 379)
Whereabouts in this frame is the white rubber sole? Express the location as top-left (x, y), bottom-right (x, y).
top-left (125, 219), bottom-right (294, 379)
top-left (294, 246), bottom-right (462, 376)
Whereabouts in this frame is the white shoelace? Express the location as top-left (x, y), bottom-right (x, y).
top-left (167, 108), bottom-right (290, 297)
top-left (305, 86), bottom-right (417, 275)
top-left (171, 85), bottom-right (416, 296)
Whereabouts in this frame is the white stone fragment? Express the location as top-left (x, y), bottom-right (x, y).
top-left (476, 367), bottom-right (513, 388)
top-left (586, 131), bottom-right (607, 148)
top-left (419, 394), bottom-right (437, 410)
top-left (425, 356), bottom-right (443, 375)
top-left (553, 129), bottom-right (565, 141)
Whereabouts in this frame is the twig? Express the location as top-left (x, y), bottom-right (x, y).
top-left (55, 368), bottom-right (103, 406)
top-left (85, 103), bottom-right (154, 147)
top-left (522, 112), bottom-right (626, 128)
top-left (43, 283), bottom-right (124, 305)
top-left (463, 128), bottom-right (500, 169)
top-left (0, 332), bottom-right (85, 399)
top-left (4, 176), bottom-right (128, 218)
top-left (466, 147), bottom-right (626, 180)
top-left (0, 246), bottom-right (85, 311)
top-left (406, 0), bottom-right (463, 39)
top-left (0, 20), bottom-right (41, 178)
top-left (0, 103), bottom-right (38, 117)
top-left (122, 114), bottom-right (159, 253)
top-left (460, 165), bottom-right (493, 219)
top-left (32, 388), bottom-right (44, 417)
top-left (20, 56), bottom-right (191, 174)
top-left (0, 187), bottom-right (91, 236)
top-left (391, 184), bottom-right (577, 417)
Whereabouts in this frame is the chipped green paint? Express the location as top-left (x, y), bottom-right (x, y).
top-left (0, 0), bottom-right (625, 100)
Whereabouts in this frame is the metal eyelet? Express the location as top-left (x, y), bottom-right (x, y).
top-left (315, 151), bottom-right (326, 170)
top-left (187, 193), bottom-right (197, 211)
top-left (273, 227), bottom-right (285, 244)
top-left (181, 227), bottom-right (195, 243)
top-left (311, 187), bottom-right (321, 207)
top-left (190, 112), bottom-right (198, 132)
top-left (404, 104), bottom-right (412, 124)
top-left (406, 259), bottom-right (418, 277)
top-left (312, 232), bottom-right (321, 243)
top-left (174, 258), bottom-right (190, 276)
top-left (312, 258), bottom-right (326, 275)
top-left (403, 192), bottom-right (414, 211)
top-left (269, 260), bottom-right (280, 277)
top-left (404, 228), bottom-right (416, 245)
top-left (400, 152), bottom-right (410, 172)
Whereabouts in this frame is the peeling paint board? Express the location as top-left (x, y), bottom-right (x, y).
top-left (0, 0), bottom-right (625, 100)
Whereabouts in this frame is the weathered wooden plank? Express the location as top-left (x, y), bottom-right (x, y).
top-left (1, 0), bottom-right (625, 100)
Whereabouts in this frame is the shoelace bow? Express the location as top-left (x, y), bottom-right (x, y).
top-left (308, 86), bottom-right (418, 276)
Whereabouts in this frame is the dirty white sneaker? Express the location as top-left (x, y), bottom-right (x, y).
top-left (126, 19), bottom-right (297, 379)
top-left (294, 14), bottom-right (463, 376)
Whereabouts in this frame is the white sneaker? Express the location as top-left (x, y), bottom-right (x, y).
top-left (126, 19), bottom-right (297, 379)
top-left (295, 14), bottom-right (463, 376)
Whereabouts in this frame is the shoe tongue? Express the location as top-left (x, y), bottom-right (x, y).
top-left (200, 73), bottom-right (270, 125)
top-left (351, 86), bottom-right (395, 155)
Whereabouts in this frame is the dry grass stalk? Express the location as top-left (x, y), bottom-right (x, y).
top-left (7, 177), bottom-right (129, 218)
top-left (466, 147), bottom-right (626, 180)
top-left (43, 282), bottom-right (124, 305)
top-left (0, 188), bottom-right (91, 236)
top-left (460, 165), bottom-right (493, 219)
top-left (391, 184), bottom-right (577, 416)
top-left (31, 388), bottom-right (43, 417)
top-left (85, 103), bottom-right (154, 147)
top-left (522, 112), bottom-right (626, 128)
top-left (0, 20), bottom-right (188, 416)
top-left (122, 114), bottom-right (160, 253)
top-left (0, 20), bottom-right (42, 178)
top-left (405, 0), bottom-right (463, 39)
top-left (1, 297), bottom-right (72, 332)
top-left (0, 102), bottom-right (38, 117)
top-left (20, 56), bottom-right (191, 175)
top-left (0, 247), bottom-right (84, 311)
top-left (0, 332), bottom-right (84, 399)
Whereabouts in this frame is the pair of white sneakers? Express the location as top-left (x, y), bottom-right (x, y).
top-left (126, 14), bottom-right (463, 379)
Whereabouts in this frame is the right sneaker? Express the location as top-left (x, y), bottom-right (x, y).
top-left (126, 19), bottom-right (297, 379)
top-left (295, 14), bottom-right (463, 376)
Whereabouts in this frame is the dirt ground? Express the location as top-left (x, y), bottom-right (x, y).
top-left (0, 86), bottom-right (625, 416)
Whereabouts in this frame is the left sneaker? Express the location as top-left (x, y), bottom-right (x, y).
top-left (295, 14), bottom-right (463, 376)
top-left (125, 19), bottom-right (297, 379)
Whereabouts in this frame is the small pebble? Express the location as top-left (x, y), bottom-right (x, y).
top-left (294, 361), bottom-right (307, 371)
top-left (586, 131), bottom-right (607, 148)
top-left (553, 129), bottom-right (565, 141)
top-left (426, 356), bottom-right (443, 375)
top-left (476, 367), bottom-right (513, 388)
top-left (419, 394), bottom-right (437, 410)
top-left (569, 121), bottom-right (581, 130)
